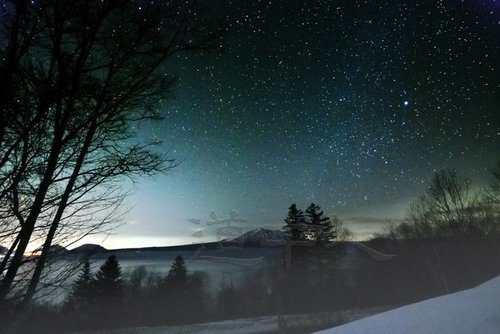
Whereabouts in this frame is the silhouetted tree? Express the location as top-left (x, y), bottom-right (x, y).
top-left (0, 0), bottom-right (222, 305)
top-left (485, 162), bottom-right (500, 214)
top-left (94, 255), bottom-right (124, 305)
top-left (156, 255), bottom-right (191, 324)
top-left (306, 203), bottom-right (337, 245)
top-left (90, 255), bottom-right (124, 328)
top-left (385, 169), bottom-right (491, 239)
top-left (478, 162), bottom-right (500, 234)
top-left (65, 258), bottom-right (93, 313)
top-left (425, 170), bottom-right (477, 234)
top-left (185, 271), bottom-right (212, 322)
top-left (283, 203), bottom-right (306, 241)
top-left (61, 258), bottom-right (95, 330)
top-left (165, 255), bottom-right (189, 286)
top-left (128, 266), bottom-right (148, 290)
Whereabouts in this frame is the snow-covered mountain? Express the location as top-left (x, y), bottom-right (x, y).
top-left (314, 275), bottom-right (500, 334)
top-left (233, 227), bottom-right (285, 247)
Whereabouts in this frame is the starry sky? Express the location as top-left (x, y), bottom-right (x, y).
top-left (85, 0), bottom-right (499, 249)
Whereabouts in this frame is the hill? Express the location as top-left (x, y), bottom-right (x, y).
top-left (70, 243), bottom-right (107, 254)
top-left (110, 241), bottom-right (220, 253)
top-left (47, 244), bottom-right (69, 255)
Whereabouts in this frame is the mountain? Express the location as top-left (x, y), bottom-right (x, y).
top-left (47, 244), bottom-right (69, 255)
top-left (111, 242), bottom-right (219, 253)
top-left (233, 227), bottom-right (285, 247)
top-left (70, 243), bottom-right (107, 254)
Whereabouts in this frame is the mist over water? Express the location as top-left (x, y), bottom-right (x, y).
top-left (34, 247), bottom-right (282, 303)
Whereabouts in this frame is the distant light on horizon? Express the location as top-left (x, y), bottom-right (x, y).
top-left (106, 0), bottom-right (497, 250)
top-left (70, 213), bottom-right (400, 249)
top-left (71, 234), bottom-right (206, 250)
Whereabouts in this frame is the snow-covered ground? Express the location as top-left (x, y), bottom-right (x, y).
top-left (314, 275), bottom-right (500, 334)
top-left (81, 275), bottom-right (500, 334)
top-left (80, 306), bottom-right (392, 334)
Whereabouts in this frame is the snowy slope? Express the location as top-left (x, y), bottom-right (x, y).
top-left (81, 277), bottom-right (500, 334)
top-left (314, 275), bottom-right (500, 334)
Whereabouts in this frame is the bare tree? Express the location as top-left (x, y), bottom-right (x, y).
top-left (477, 161), bottom-right (500, 234)
top-left (385, 169), bottom-right (481, 239)
top-left (424, 170), bottom-right (476, 234)
top-left (486, 161), bottom-right (500, 211)
top-left (0, 0), bottom-right (221, 304)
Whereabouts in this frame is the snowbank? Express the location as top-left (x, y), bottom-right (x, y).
top-left (314, 275), bottom-right (500, 334)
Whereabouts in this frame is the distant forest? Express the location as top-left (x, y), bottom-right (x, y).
top-left (0, 0), bottom-right (498, 331)
top-left (4, 164), bottom-right (499, 333)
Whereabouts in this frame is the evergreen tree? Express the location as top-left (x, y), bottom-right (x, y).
top-left (283, 204), bottom-right (306, 241)
top-left (65, 258), bottom-right (93, 313)
top-left (93, 255), bottom-right (124, 303)
top-left (159, 255), bottom-right (190, 324)
top-left (306, 203), bottom-right (337, 245)
top-left (165, 255), bottom-right (189, 286)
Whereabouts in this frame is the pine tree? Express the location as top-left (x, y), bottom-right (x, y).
top-left (93, 255), bottom-right (124, 303)
top-left (283, 204), bottom-right (306, 241)
top-left (65, 258), bottom-right (93, 313)
top-left (160, 255), bottom-right (190, 324)
top-left (166, 255), bottom-right (189, 286)
top-left (305, 203), bottom-right (337, 245)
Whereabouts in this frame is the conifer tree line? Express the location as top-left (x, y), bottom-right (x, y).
top-left (3, 165), bottom-right (499, 333)
top-left (62, 254), bottom-right (210, 330)
top-left (283, 202), bottom-right (348, 245)
top-left (65, 255), bottom-right (123, 317)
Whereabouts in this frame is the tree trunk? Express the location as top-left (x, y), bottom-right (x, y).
top-left (23, 120), bottom-right (98, 304)
top-left (0, 235), bottom-right (20, 276)
top-left (0, 134), bottom-right (62, 301)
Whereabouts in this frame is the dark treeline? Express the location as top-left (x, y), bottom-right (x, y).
top-left (13, 235), bottom-right (500, 334)
top-left (7, 248), bottom-right (354, 333)
top-left (5, 165), bottom-right (500, 333)
top-left (13, 254), bottom-right (213, 332)
top-left (0, 0), bottom-right (221, 309)
top-left (381, 165), bottom-right (500, 239)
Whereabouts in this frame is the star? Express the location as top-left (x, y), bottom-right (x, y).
top-left (117, 0), bottom-right (498, 247)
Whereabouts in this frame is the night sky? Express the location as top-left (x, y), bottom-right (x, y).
top-left (88, 0), bottom-right (499, 248)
